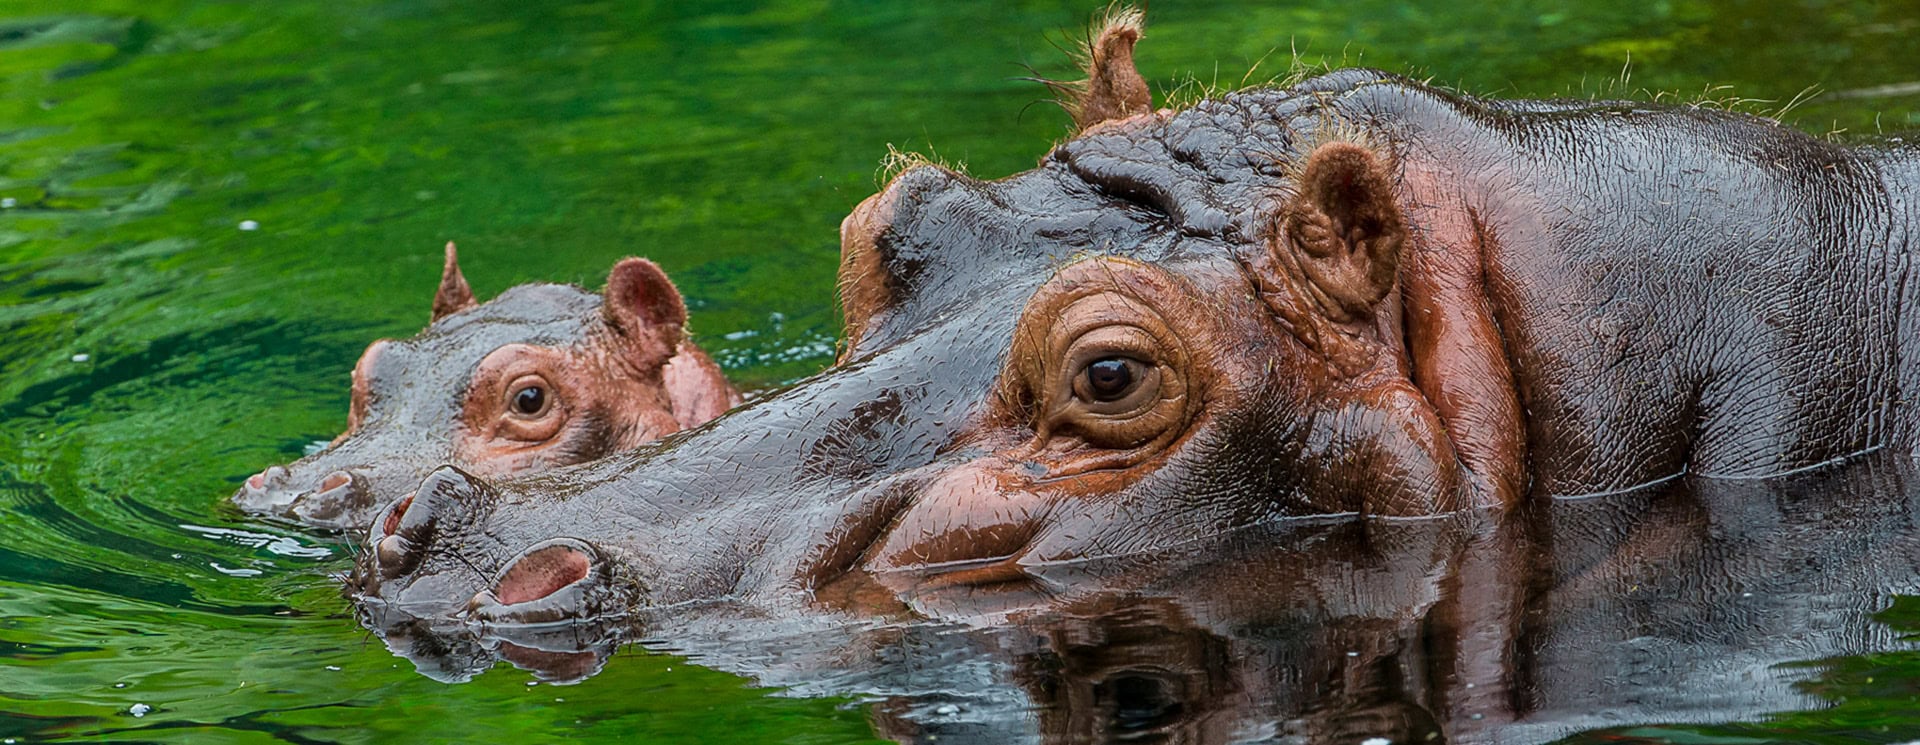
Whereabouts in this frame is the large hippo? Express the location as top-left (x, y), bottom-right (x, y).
top-left (348, 10), bottom-right (1920, 632)
top-left (233, 244), bottom-right (739, 530)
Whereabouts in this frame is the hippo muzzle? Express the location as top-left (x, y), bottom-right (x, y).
top-left (232, 462), bottom-right (374, 526)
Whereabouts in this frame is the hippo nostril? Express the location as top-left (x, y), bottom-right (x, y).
top-left (380, 494), bottom-right (414, 538)
top-left (465, 538), bottom-right (615, 625)
top-left (369, 467), bottom-right (493, 582)
top-left (372, 493), bottom-right (423, 580)
top-left (318, 471), bottom-right (352, 493)
top-left (493, 544), bottom-right (592, 605)
top-left (233, 465), bottom-right (300, 514)
top-left (245, 465), bottom-right (290, 493)
top-left (286, 470), bottom-right (370, 527)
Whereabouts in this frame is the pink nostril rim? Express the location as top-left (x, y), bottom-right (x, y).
top-left (246, 473), bottom-right (265, 490)
top-left (494, 545), bottom-right (592, 605)
top-left (319, 471), bottom-right (351, 492)
top-left (381, 494), bottom-right (414, 537)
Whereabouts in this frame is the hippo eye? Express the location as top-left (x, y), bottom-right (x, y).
top-left (1081, 357), bottom-right (1142, 403)
top-left (486, 362), bottom-right (569, 445)
top-left (1042, 317), bottom-right (1187, 452)
top-left (509, 381), bottom-right (550, 417)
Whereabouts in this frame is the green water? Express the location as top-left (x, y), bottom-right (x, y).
top-left (5, 1), bottom-right (1920, 742)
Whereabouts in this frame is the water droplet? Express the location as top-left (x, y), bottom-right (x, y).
top-left (129, 703), bottom-right (151, 717)
top-left (112, 682), bottom-right (127, 689)
top-left (70, 353), bottom-right (89, 363)
top-left (325, 665), bottom-right (341, 671)
top-left (526, 681), bottom-right (538, 687)
top-left (935, 704), bottom-right (960, 716)
top-left (238, 220), bottom-right (259, 231)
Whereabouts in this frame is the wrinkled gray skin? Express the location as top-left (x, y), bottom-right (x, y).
top-left (233, 285), bottom-right (605, 530)
top-left (348, 68), bottom-right (1920, 637)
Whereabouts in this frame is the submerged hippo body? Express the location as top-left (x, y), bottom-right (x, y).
top-left (350, 15), bottom-right (1920, 630)
top-left (234, 246), bottom-right (738, 531)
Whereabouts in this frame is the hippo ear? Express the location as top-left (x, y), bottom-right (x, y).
top-left (1039, 7), bottom-right (1150, 132)
top-left (602, 257), bottom-right (687, 364)
top-left (432, 242), bottom-right (478, 322)
top-left (1253, 140), bottom-right (1408, 374)
top-left (1275, 141), bottom-right (1406, 323)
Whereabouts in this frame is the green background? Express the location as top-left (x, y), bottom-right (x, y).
top-left (5, 1), bottom-right (1920, 742)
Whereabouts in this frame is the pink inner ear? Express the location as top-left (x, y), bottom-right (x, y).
top-left (605, 257), bottom-right (688, 335)
top-left (495, 545), bottom-right (592, 605)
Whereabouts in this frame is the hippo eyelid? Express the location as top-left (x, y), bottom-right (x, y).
top-left (1087, 178), bottom-right (1176, 222)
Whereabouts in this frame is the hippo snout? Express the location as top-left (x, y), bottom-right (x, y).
top-left (360, 466), bottom-right (495, 588)
top-left (231, 465), bottom-right (373, 531)
top-left (234, 465), bottom-right (293, 506)
top-left (351, 467), bottom-right (637, 627)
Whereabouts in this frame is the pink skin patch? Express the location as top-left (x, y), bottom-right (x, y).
top-left (494, 544), bottom-right (591, 605)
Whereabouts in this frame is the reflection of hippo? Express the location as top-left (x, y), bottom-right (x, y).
top-left (351, 10), bottom-right (1920, 636)
top-left (233, 244), bottom-right (737, 531)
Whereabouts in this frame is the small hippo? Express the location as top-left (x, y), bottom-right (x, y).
top-left (350, 9), bottom-right (1920, 632)
top-left (234, 244), bottom-right (739, 531)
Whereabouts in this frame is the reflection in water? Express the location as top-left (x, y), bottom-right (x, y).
top-left (366, 455), bottom-right (1920, 744)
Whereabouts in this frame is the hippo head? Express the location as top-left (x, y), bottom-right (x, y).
top-left (349, 14), bottom-right (1506, 629)
top-left (234, 244), bottom-right (738, 531)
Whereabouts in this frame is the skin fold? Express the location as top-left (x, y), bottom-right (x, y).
top-left (233, 244), bottom-right (738, 531)
top-left (344, 12), bottom-right (1920, 655)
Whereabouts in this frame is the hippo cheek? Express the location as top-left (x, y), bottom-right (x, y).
top-left (465, 538), bottom-right (630, 626)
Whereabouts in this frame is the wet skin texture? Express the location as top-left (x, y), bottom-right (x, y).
top-left (348, 24), bottom-right (1920, 633)
top-left (234, 247), bottom-right (738, 531)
